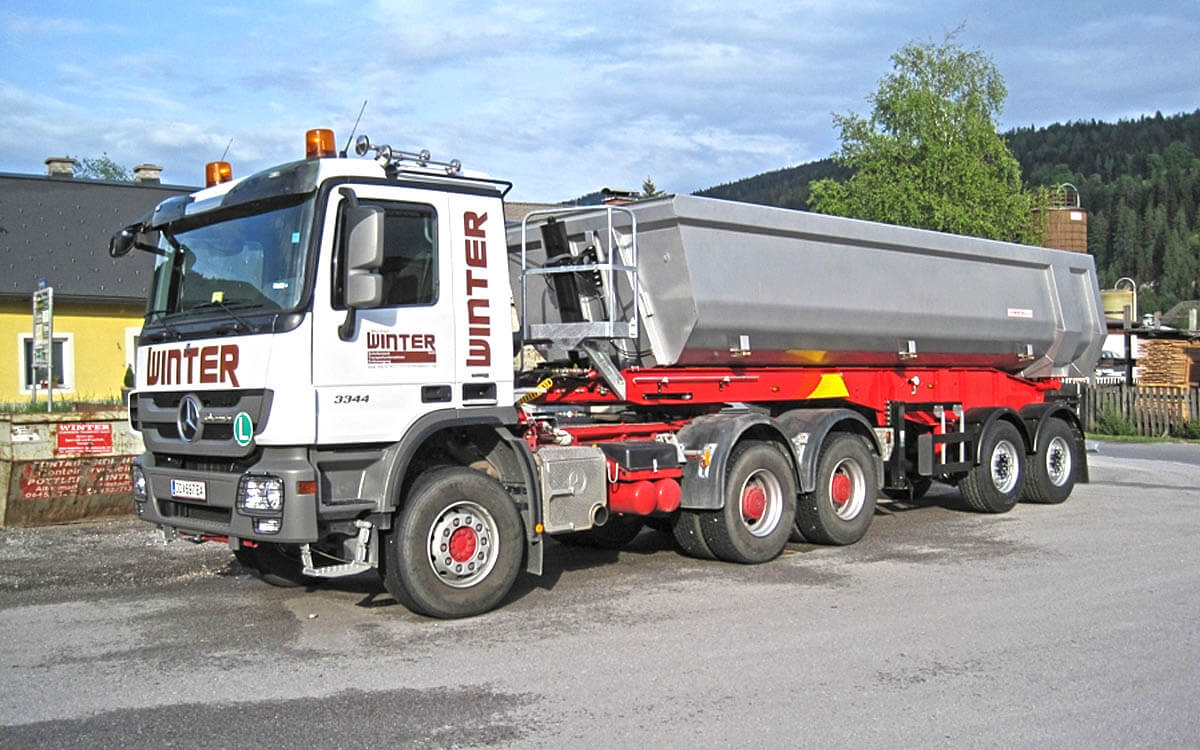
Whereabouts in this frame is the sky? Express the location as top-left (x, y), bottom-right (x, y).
top-left (1, 1), bottom-right (1198, 202)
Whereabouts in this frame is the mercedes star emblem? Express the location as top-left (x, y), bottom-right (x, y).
top-left (178, 394), bottom-right (202, 442)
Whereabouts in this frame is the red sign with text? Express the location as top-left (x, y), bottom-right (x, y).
top-left (56, 423), bottom-right (114, 455)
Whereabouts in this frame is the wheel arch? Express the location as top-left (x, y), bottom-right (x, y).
top-left (676, 411), bottom-right (797, 510)
top-left (375, 407), bottom-right (543, 574)
top-left (963, 406), bottom-right (1029, 465)
top-left (775, 408), bottom-right (884, 494)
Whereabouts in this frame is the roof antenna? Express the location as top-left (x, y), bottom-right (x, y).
top-left (341, 100), bottom-right (368, 157)
top-left (219, 138), bottom-right (233, 162)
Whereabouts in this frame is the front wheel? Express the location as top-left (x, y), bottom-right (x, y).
top-left (382, 467), bottom-right (524, 619)
top-left (1022, 419), bottom-right (1079, 504)
top-left (960, 420), bottom-right (1025, 513)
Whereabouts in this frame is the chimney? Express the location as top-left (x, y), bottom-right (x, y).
top-left (133, 163), bottom-right (163, 184)
top-left (45, 156), bottom-right (77, 178)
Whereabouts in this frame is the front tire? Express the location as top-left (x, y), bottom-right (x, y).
top-left (382, 467), bottom-right (523, 619)
top-left (960, 420), bottom-right (1025, 513)
top-left (699, 441), bottom-right (796, 564)
top-left (794, 433), bottom-right (878, 545)
top-left (1022, 418), bottom-right (1079, 504)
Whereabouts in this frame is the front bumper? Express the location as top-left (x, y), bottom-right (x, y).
top-left (133, 447), bottom-right (319, 543)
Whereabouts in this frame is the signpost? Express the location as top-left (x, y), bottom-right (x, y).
top-left (32, 279), bottom-right (53, 412)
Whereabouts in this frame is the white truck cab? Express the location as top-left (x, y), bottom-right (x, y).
top-left (113, 132), bottom-right (532, 616)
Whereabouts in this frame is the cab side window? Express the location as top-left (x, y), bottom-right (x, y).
top-left (377, 203), bottom-right (438, 306)
top-left (335, 199), bottom-right (438, 308)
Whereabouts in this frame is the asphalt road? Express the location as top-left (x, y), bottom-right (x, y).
top-left (1, 446), bottom-right (1198, 748)
top-left (1091, 438), bottom-right (1200, 467)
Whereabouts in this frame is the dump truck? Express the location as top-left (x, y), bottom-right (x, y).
top-left (109, 129), bottom-right (1105, 618)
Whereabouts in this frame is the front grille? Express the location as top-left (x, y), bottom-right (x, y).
top-left (155, 450), bottom-right (262, 474)
top-left (160, 501), bottom-right (232, 526)
top-left (132, 388), bottom-right (273, 458)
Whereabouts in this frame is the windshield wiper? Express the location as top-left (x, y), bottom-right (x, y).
top-left (189, 299), bottom-right (259, 332)
top-left (144, 309), bottom-right (183, 339)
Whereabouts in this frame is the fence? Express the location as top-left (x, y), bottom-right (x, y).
top-left (1079, 384), bottom-right (1200, 437)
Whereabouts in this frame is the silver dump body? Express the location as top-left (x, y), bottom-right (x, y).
top-left (509, 194), bottom-right (1105, 379)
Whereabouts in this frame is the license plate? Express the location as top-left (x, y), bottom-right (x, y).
top-left (170, 479), bottom-right (207, 502)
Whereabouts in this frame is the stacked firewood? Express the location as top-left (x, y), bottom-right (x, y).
top-left (1138, 339), bottom-right (1198, 387)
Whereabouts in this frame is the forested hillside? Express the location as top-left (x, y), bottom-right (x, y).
top-left (699, 109), bottom-right (1200, 315)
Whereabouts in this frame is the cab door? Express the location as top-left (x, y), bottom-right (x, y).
top-left (311, 185), bottom-right (456, 444)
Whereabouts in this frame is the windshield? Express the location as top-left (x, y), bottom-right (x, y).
top-left (147, 197), bottom-right (316, 318)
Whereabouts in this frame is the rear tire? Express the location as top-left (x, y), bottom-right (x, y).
top-left (1023, 419), bottom-right (1078, 504)
top-left (672, 508), bottom-right (718, 560)
top-left (699, 441), bottom-right (796, 564)
top-left (794, 433), bottom-right (878, 545)
top-left (382, 467), bottom-right (523, 619)
top-left (234, 543), bottom-right (314, 588)
top-left (960, 421), bottom-right (1025, 513)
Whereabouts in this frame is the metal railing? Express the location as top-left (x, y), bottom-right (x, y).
top-left (518, 205), bottom-right (639, 344)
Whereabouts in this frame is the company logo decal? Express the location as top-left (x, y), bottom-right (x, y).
top-left (147, 344), bottom-right (240, 387)
top-left (464, 211), bottom-right (491, 367)
top-left (366, 331), bottom-right (437, 365)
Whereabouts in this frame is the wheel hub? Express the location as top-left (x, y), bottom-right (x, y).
top-left (429, 503), bottom-right (497, 588)
top-left (742, 485), bottom-right (767, 522)
top-left (828, 457), bottom-right (866, 520)
top-left (448, 526), bottom-right (478, 563)
top-left (1046, 436), bottom-right (1071, 486)
top-left (831, 473), bottom-right (852, 506)
top-left (990, 439), bottom-right (1020, 494)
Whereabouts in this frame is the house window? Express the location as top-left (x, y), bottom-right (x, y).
top-left (17, 333), bottom-right (75, 393)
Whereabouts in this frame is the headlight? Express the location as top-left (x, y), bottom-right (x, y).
top-left (237, 475), bottom-right (284, 514)
top-left (131, 465), bottom-right (148, 503)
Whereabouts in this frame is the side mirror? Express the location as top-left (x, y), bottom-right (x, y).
top-left (337, 189), bottom-right (385, 340)
top-left (343, 202), bottom-right (385, 308)
top-left (109, 225), bottom-right (138, 258)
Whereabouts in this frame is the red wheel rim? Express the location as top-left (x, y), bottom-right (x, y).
top-left (742, 484), bottom-right (767, 522)
top-left (831, 473), bottom-right (852, 506)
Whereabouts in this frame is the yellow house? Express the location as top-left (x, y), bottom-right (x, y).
top-left (0, 160), bottom-right (192, 405)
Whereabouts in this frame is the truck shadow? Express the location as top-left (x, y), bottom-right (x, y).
top-left (275, 492), bottom-right (982, 612)
top-left (875, 485), bottom-right (975, 515)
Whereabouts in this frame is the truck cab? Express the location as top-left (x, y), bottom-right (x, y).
top-left (113, 132), bottom-right (528, 614)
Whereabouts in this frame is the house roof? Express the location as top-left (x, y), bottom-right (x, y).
top-left (0, 172), bottom-right (194, 303)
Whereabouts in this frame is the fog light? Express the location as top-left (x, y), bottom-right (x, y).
top-left (132, 465), bottom-right (148, 503)
top-left (255, 517), bottom-right (282, 535)
top-left (237, 475), bottom-right (284, 514)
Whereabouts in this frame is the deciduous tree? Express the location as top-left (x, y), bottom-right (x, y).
top-left (808, 32), bottom-right (1041, 244)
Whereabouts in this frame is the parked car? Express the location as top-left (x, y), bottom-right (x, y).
top-left (1095, 351), bottom-right (1127, 379)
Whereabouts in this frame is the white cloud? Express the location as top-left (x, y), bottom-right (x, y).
top-left (1, 0), bottom-right (1198, 200)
